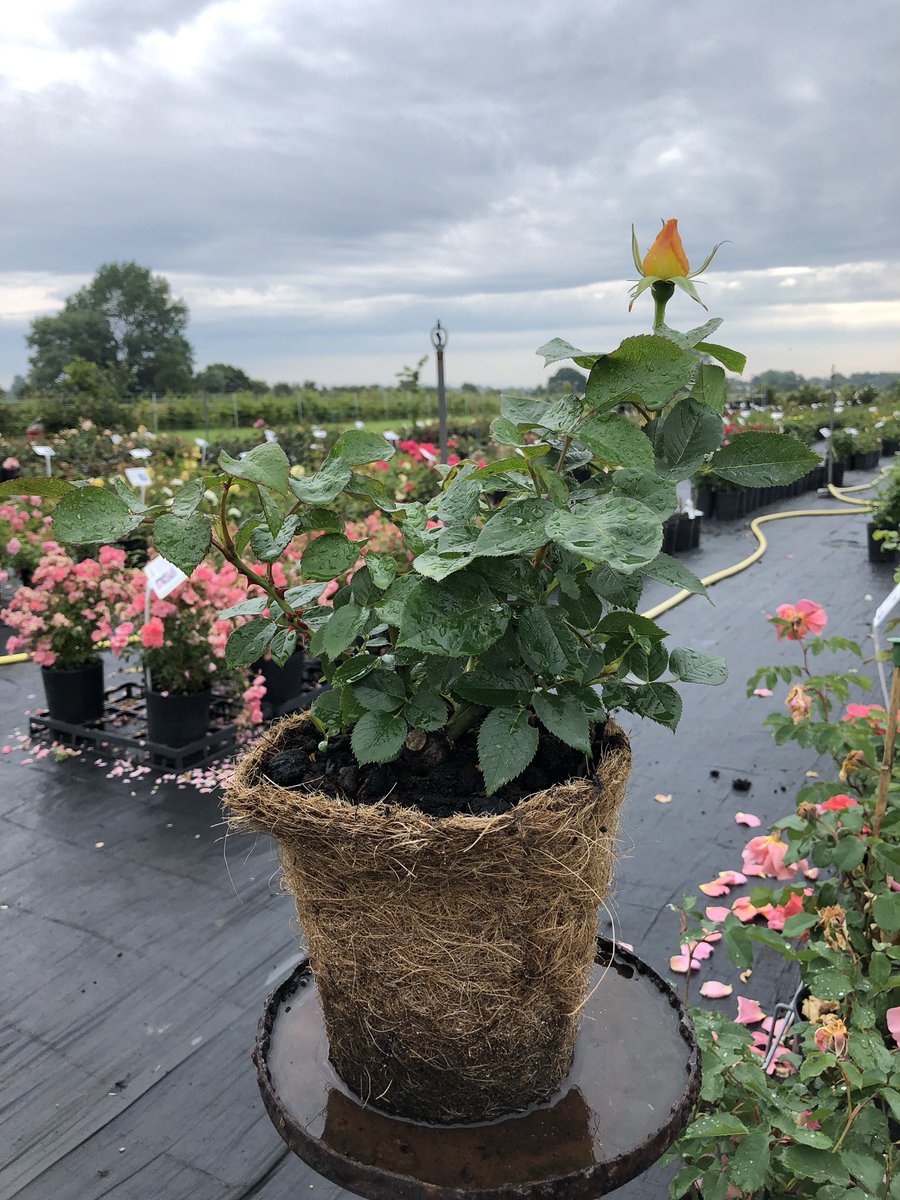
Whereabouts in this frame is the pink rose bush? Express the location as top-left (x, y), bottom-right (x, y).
top-left (115, 559), bottom-right (249, 697)
top-left (2, 543), bottom-right (134, 669)
top-left (0, 495), bottom-right (56, 581)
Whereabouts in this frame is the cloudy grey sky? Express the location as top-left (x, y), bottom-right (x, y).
top-left (1, 0), bottom-right (898, 390)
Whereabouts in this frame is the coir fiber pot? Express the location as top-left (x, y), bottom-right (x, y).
top-left (145, 687), bottom-right (211, 747)
top-left (226, 711), bottom-right (631, 1125)
top-left (41, 659), bottom-right (104, 724)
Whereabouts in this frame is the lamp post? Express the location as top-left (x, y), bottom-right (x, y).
top-left (430, 320), bottom-right (448, 465)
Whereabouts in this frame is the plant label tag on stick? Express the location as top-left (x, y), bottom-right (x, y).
top-left (130, 447), bottom-right (152, 460)
top-left (125, 467), bottom-right (152, 488)
top-left (144, 555), bottom-right (187, 599)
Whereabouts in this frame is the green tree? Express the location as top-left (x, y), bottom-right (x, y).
top-left (194, 363), bottom-right (256, 393)
top-left (547, 367), bottom-right (587, 395)
top-left (27, 262), bottom-right (193, 396)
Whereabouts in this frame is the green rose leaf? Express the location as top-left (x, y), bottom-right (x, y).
top-left (225, 618), bottom-right (277, 667)
top-left (780, 1146), bottom-right (849, 1186)
top-left (681, 1113), bottom-right (749, 1139)
top-left (695, 341), bottom-right (747, 374)
top-left (151, 513), bottom-right (211, 575)
top-left (490, 416), bottom-right (530, 446)
top-left (517, 606), bottom-right (581, 676)
top-left (780, 912), bottom-right (819, 937)
top-left (628, 681), bottom-right (682, 730)
top-left (322, 602), bottom-right (368, 659)
top-left (329, 429), bottom-right (395, 465)
top-left (170, 477), bottom-right (205, 518)
top-left (404, 690), bottom-right (450, 732)
top-left (300, 533), bottom-right (360, 581)
top-left (219, 442), bottom-right (291, 496)
top-left (873, 891), bottom-right (900, 933)
top-left (709, 432), bottom-right (820, 486)
top-left (53, 486), bottom-right (142, 545)
top-left (642, 553), bottom-right (708, 598)
top-left (289, 458), bottom-right (353, 504)
top-left (109, 476), bottom-right (148, 514)
top-left (352, 669), bottom-right (407, 712)
top-left (668, 647), bottom-right (728, 685)
top-left (546, 495), bottom-right (662, 573)
top-left (351, 710), bottom-right (407, 765)
top-left (535, 338), bottom-right (595, 368)
top-left (283, 581), bottom-right (327, 608)
top-left (657, 317), bottom-right (723, 350)
top-left (268, 627), bottom-right (298, 668)
top-left (366, 553), bottom-right (398, 590)
top-left (453, 664), bottom-right (535, 707)
top-left (219, 596), bottom-right (270, 620)
top-left (0, 476), bottom-right (74, 501)
top-left (473, 498), bottom-right (552, 558)
top-left (727, 1131), bottom-right (769, 1195)
top-left (577, 414), bottom-right (654, 470)
top-left (532, 691), bottom-right (592, 753)
top-left (249, 514), bottom-right (301, 562)
top-left (536, 394), bottom-right (583, 434)
top-left (399, 573), bottom-right (510, 657)
top-left (412, 548), bottom-right (476, 581)
top-left (584, 335), bottom-right (696, 413)
top-left (651, 396), bottom-right (724, 479)
top-left (477, 706), bottom-right (539, 794)
top-left (499, 394), bottom-right (553, 425)
top-left (691, 362), bottom-right (727, 414)
top-left (608, 468), bottom-right (678, 518)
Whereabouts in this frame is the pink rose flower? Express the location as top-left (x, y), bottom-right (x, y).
top-left (773, 599), bottom-right (827, 641)
top-left (140, 617), bottom-right (166, 649)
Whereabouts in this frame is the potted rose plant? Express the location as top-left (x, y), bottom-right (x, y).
top-left (115, 559), bottom-right (250, 747)
top-left (1, 542), bottom-right (133, 723)
top-left (7, 222), bottom-right (819, 1124)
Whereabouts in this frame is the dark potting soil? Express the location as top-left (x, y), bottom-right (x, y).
top-left (260, 720), bottom-right (624, 818)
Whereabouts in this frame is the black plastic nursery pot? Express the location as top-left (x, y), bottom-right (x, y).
top-left (145, 687), bottom-right (212, 747)
top-left (883, 439), bottom-right (899, 457)
top-left (867, 522), bottom-right (899, 566)
top-left (674, 513), bottom-right (694, 553)
top-left (41, 660), bottom-right (105, 725)
top-left (253, 651), bottom-right (309, 708)
top-left (713, 490), bottom-right (745, 521)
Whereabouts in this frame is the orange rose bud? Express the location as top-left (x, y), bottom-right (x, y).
top-left (642, 219), bottom-right (691, 279)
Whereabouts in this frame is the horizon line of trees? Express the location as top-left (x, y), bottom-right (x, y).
top-left (7, 260), bottom-right (899, 407)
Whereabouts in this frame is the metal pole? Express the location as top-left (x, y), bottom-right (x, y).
top-left (430, 320), bottom-right (448, 464)
top-left (203, 392), bottom-right (210, 446)
top-left (827, 366), bottom-right (837, 488)
top-left (874, 639), bottom-right (900, 839)
top-left (152, 391), bottom-right (158, 433)
top-left (232, 394), bottom-right (239, 428)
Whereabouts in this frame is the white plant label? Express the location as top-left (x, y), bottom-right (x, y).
top-left (32, 446), bottom-right (54, 457)
top-left (125, 467), bottom-right (152, 488)
top-left (264, 429), bottom-right (278, 443)
top-left (144, 556), bottom-right (187, 599)
top-left (130, 447), bottom-right (152, 460)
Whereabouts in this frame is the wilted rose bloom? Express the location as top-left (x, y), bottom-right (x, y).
top-left (814, 1016), bottom-right (849, 1057)
top-left (785, 683), bottom-right (812, 724)
top-left (839, 750), bottom-right (866, 783)
top-left (774, 599), bottom-right (827, 641)
top-left (742, 833), bottom-right (802, 881)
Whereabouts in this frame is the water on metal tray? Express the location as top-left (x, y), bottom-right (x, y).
top-left (267, 951), bottom-right (691, 1190)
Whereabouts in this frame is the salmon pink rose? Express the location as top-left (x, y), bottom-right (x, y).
top-left (773, 599), bottom-right (827, 641)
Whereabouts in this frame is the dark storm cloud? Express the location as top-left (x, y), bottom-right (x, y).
top-left (0, 0), bottom-right (897, 383)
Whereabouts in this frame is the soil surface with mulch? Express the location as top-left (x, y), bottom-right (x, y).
top-left (261, 720), bottom-right (625, 817)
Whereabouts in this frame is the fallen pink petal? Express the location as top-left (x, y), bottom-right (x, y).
top-left (735, 812), bottom-right (761, 827)
top-left (736, 996), bottom-right (766, 1024)
top-left (699, 981), bottom-right (733, 999)
top-left (753, 688), bottom-right (773, 697)
top-left (653, 793), bottom-right (673, 804)
top-left (705, 906), bottom-right (731, 922)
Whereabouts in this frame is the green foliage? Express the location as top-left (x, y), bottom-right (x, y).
top-left (27, 262), bottom-right (193, 396)
top-left (51, 278), bottom-right (812, 793)
top-left (668, 618), bottom-right (900, 1199)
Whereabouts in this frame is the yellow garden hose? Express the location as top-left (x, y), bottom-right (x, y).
top-left (641, 478), bottom-right (878, 622)
top-left (0, 475), bottom-right (883, 665)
